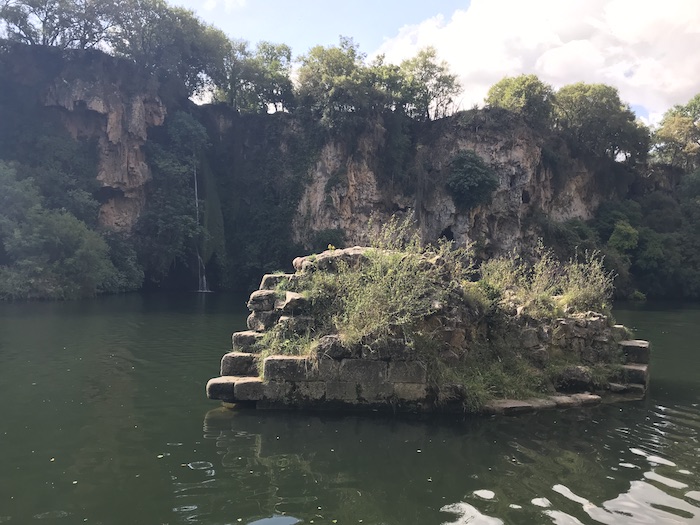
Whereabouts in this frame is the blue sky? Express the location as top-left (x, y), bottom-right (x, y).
top-left (177, 0), bottom-right (700, 124)
top-left (176, 0), bottom-right (469, 56)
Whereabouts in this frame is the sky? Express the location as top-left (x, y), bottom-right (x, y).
top-left (177, 0), bottom-right (700, 125)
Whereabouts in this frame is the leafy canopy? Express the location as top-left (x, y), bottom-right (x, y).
top-left (485, 74), bottom-right (554, 129)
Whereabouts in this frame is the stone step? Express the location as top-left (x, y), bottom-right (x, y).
top-left (232, 330), bottom-right (264, 352)
top-left (220, 352), bottom-right (259, 377)
top-left (622, 364), bottom-right (649, 385)
top-left (609, 382), bottom-right (646, 394)
top-left (263, 355), bottom-right (311, 382)
top-left (619, 340), bottom-right (651, 364)
top-left (206, 376), bottom-right (264, 403)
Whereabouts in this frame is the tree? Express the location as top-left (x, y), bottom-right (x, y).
top-left (485, 74), bottom-right (554, 129)
top-left (0, 0), bottom-right (118, 49)
top-left (653, 93), bottom-right (700, 172)
top-left (296, 36), bottom-right (371, 127)
top-left (399, 47), bottom-right (461, 121)
top-left (554, 82), bottom-right (649, 163)
top-left (109, 0), bottom-right (231, 96)
top-left (220, 40), bottom-right (293, 113)
top-left (0, 0), bottom-right (73, 46)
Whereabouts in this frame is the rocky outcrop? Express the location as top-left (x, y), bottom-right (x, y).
top-left (1, 43), bottom-right (165, 232)
top-left (44, 57), bottom-right (166, 231)
top-left (292, 111), bottom-right (607, 255)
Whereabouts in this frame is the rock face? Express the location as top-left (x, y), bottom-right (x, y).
top-left (292, 111), bottom-right (606, 255)
top-left (1, 44), bottom-right (166, 232)
top-left (207, 248), bottom-right (651, 415)
top-left (43, 54), bottom-right (166, 231)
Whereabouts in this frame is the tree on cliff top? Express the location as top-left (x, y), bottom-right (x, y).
top-left (0, 0), bottom-right (231, 96)
top-left (218, 39), bottom-right (294, 113)
top-left (653, 93), bottom-right (700, 172)
top-left (485, 74), bottom-right (554, 130)
top-left (110, 0), bottom-right (231, 96)
top-left (0, 0), bottom-right (118, 48)
top-left (554, 82), bottom-right (649, 163)
top-left (399, 47), bottom-right (461, 121)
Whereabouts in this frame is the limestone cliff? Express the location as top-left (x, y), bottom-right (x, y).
top-left (1, 43), bottom-right (165, 231)
top-left (293, 110), bottom-right (608, 255)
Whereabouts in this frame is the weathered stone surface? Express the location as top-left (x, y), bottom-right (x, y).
top-left (316, 335), bottom-right (356, 359)
top-left (609, 382), bottom-right (646, 394)
top-left (277, 291), bottom-right (309, 314)
top-left (569, 393), bottom-right (602, 406)
top-left (220, 352), bottom-right (258, 377)
top-left (521, 328), bottom-right (539, 348)
top-left (277, 315), bottom-right (314, 335)
top-left (247, 311), bottom-right (280, 332)
top-left (611, 324), bottom-right (630, 342)
top-left (234, 377), bottom-right (264, 401)
top-left (315, 357), bottom-right (340, 380)
top-left (356, 381), bottom-right (393, 402)
top-left (263, 381), bottom-right (292, 400)
top-left (295, 246), bottom-right (370, 272)
top-left (264, 356), bottom-right (310, 382)
top-left (549, 395), bottom-right (579, 408)
top-left (232, 330), bottom-right (264, 352)
top-left (440, 383), bottom-right (467, 401)
top-left (339, 359), bottom-right (387, 383)
top-left (260, 273), bottom-right (292, 290)
top-left (393, 382), bottom-right (428, 401)
top-left (623, 364), bottom-right (649, 385)
top-left (293, 381), bottom-right (326, 401)
top-left (484, 399), bottom-right (534, 415)
top-left (554, 365), bottom-right (593, 392)
top-left (247, 290), bottom-right (278, 312)
top-left (620, 340), bottom-right (650, 364)
top-left (388, 361), bottom-right (427, 383)
top-left (326, 381), bottom-right (358, 401)
top-left (360, 339), bottom-right (417, 361)
top-left (206, 376), bottom-right (237, 402)
top-left (525, 397), bottom-right (557, 410)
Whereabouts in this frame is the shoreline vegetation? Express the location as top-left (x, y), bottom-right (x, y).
top-left (207, 217), bottom-right (648, 413)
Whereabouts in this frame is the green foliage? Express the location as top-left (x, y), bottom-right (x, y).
top-left (485, 74), bottom-right (554, 129)
top-left (398, 46), bottom-right (461, 121)
top-left (480, 245), bottom-right (614, 317)
top-left (652, 93), bottom-right (700, 171)
top-left (133, 111), bottom-right (209, 284)
top-left (554, 82), bottom-right (649, 163)
top-left (445, 150), bottom-right (499, 210)
top-left (218, 39), bottom-right (294, 113)
top-left (0, 161), bottom-right (122, 299)
top-left (607, 220), bottom-right (638, 253)
top-left (1, 0), bottom-right (231, 97)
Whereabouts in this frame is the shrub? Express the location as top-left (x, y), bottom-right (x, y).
top-left (445, 150), bottom-right (499, 211)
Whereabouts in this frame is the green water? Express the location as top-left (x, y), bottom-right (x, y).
top-left (0, 295), bottom-right (698, 525)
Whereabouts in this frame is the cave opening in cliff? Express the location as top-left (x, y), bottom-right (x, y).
top-left (439, 227), bottom-right (455, 241)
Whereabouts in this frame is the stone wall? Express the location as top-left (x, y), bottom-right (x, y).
top-left (206, 249), bottom-right (651, 415)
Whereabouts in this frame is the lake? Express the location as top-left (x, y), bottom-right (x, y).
top-left (0, 294), bottom-right (698, 524)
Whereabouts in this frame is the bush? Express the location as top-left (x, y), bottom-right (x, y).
top-left (445, 150), bottom-right (499, 210)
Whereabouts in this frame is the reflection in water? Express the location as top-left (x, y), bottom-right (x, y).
top-left (191, 398), bottom-right (700, 525)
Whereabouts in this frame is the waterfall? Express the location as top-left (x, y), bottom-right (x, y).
top-left (193, 160), bottom-right (211, 293)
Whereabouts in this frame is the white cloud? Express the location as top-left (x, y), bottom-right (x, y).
top-left (375, 0), bottom-right (700, 124)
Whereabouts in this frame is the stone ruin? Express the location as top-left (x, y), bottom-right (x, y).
top-left (206, 247), bottom-right (651, 415)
